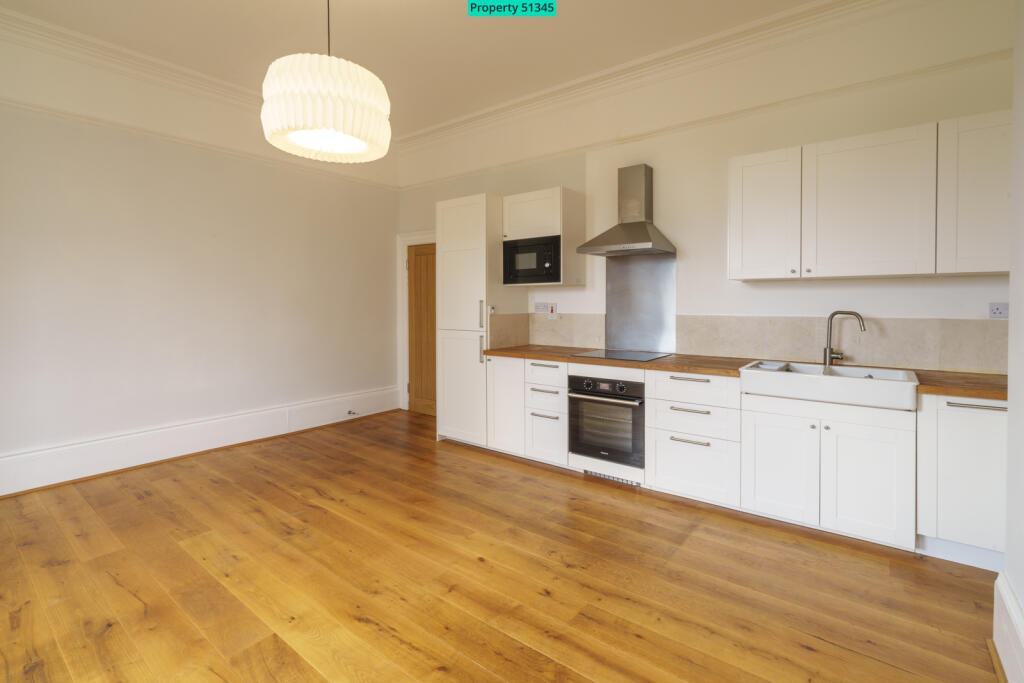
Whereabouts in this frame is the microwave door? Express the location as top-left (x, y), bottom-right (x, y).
top-left (503, 236), bottom-right (561, 284)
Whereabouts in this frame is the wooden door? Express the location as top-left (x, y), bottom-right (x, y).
top-left (408, 243), bottom-right (436, 416)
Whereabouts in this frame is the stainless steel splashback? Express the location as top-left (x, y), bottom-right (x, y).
top-left (605, 254), bottom-right (676, 353)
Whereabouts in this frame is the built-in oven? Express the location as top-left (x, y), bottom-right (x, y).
top-left (502, 235), bottom-right (561, 285)
top-left (568, 374), bottom-right (644, 469)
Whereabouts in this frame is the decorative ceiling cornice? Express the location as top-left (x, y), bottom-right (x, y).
top-left (393, 0), bottom-right (904, 150)
top-left (0, 7), bottom-right (258, 109)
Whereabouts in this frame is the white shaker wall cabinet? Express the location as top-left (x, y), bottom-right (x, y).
top-left (436, 329), bottom-right (487, 446)
top-left (502, 186), bottom-right (586, 286)
top-left (727, 147), bottom-right (802, 280)
top-left (741, 411), bottom-right (821, 525)
top-left (801, 123), bottom-right (937, 277)
top-left (937, 111), bottom-right (1013, 274)
top-left (486, 356), bottom-right (525, 455)
top-left (436, 194), bottom-right (527, 447)
top-left (819, 420), bottom-right (916, 550)
top-left (918, 395), bottom-right (1008, 551)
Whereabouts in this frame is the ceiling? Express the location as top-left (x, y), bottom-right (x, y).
top-left (1, 0), bottom-right (814, 138)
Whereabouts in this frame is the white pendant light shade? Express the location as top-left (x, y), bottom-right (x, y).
top-left (260, 53), bottom-right (391, 163)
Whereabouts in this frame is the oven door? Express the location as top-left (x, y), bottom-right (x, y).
top-left (503, 236), bottom-right (560, 284)
top-left (568, 393), bottom-right (644, 468)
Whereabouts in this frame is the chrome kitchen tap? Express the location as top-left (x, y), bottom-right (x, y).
top-left (823, 310), bottom-right (866, 367)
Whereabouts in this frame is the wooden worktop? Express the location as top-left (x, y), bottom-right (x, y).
top-left (483, 344), bottom-right (1008, 400)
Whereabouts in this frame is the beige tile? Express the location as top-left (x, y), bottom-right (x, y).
top-left (490, 313), bottom-right (529, 348)
top-left (529, 313), bottom-right (1007, 373)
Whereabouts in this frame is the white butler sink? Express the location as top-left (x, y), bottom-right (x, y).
top-left (740, 360), bottom-right (918, 411)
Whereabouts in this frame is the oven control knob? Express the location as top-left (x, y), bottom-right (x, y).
top-left (583, 379), bottom-right (594, 391)
top-left (616, 382), bottom-right (627, 393)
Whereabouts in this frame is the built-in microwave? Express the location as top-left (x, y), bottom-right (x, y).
top-left (502, 235), bottom-right (561, 285)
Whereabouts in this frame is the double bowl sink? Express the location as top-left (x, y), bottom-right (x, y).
top-left (740, 360), bottom-right (919, 411)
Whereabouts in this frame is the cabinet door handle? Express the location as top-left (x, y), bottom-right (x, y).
top-left (479, 300), bottom-right (485, 329)
top-left (946, 401), bottom-right (1007, 412)
top-left (823, 425), bottom-right (831, 430)
top-left (670, 436), bottom-right (710, 447)
top-left (530, 387), bottom-right (559, 395)
top-left (479, 336), bottom-right (484, 364)
top-left (531, 412), bottom-right (559, 420)
top-left (531, 362), bottom-right (559, 369)
top-left (669, 406), bottom-right (711, 415)
top-left (670, 376), bottom-right (710, 383)
top-left (810, 424), bottom-right (816, 430)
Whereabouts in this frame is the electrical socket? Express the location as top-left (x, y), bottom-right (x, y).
top-left (989, 302), bottom-right (1009, 319)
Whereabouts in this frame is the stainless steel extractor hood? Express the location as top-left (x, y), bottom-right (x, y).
top-left (576, 164), bottom-right (676, 257)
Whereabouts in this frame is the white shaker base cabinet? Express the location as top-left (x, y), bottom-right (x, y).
top-left (486, 356), bottom-right (524, 456)
top-left (647, 429), bottom-right (740, 507)
top-left (524, 408), bottom-right (568, 466)
top-left (819, 420), bottom-right (916, 550)
top-left (741, 412), bottom-right (821, 525)
top-left (436, 329), bottom-right (487, 447)
top-left (918, 394), bottom-right (1008, 552)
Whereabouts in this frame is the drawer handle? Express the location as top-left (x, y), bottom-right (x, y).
top-left (670, 436), bottom-right (710, 447)
top-left (670, 376), bottom-right (710, 383)
top-left (530, 387), bottom-right (559, 395)
top-left (669, 406), bottom-right (711, 415)
top-left (530, 412), bottom-right (559, 421)
top-left (531, 362), bottom-right (559, 369)
top-left (946, 401), bottom-right (1007, 412)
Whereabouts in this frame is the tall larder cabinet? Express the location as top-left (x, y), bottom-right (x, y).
top-left (435, 194), bottom-right (527, 446)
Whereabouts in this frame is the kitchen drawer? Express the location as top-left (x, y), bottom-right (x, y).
top-left (526, 383), bottom-right (568, 413)
top-left (645, 370), bottom-right (740, 409)
top-left (646, 399), bottom-right (740, 442)
top-left (525, 359), bottom-right (568, 387)
top-left (647, 428), bottom-right (741, 507)
top-left (524, 408), bottom-right (568, 466)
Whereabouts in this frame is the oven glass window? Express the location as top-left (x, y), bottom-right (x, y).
top-left (515, 252), bottom-right (537, 270)
top-left (576, 402), bottom-right (633, 454)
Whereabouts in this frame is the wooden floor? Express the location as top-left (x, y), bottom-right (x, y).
top-left (1, 410), bottom-right (999, 682)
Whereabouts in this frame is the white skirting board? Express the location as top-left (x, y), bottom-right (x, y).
top-left (915, 535), bottom-right (1005, 573)
top-left (0, 386), bottom-right (399, 496)
top-left (995, 574), bottom-right (1024, 683)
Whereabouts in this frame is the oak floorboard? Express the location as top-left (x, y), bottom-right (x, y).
top-left (0, 410), bottom-right (999, 681)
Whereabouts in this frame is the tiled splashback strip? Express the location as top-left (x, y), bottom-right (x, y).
top-left (528, 313), bottom-right (1007, 374)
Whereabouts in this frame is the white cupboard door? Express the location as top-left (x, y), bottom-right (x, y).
top-left (819, 421), bottom-right (916, 550)
top-left (503, 187), bottom-right (562, 240)
top-left (436, 196), bottom-right (486, 331)
top-left (936, 399), bottom-right (1008, 551)
top-left (937, 111), bottom-right (1012, 274)
top-left (486, 357), bottom-right (525, 455)
top-left (727, 147), bottom-right (802, 279)
top-left (436, 329), bottom-right (487, 447)
top-left (741, 411), bottom-right (820, 525)
top-left (524, 409), bottom-right (568, 466)
top-left (802, 124), bottom-right (937, 277)
top-left (648, 429), bottom-right (741, 507)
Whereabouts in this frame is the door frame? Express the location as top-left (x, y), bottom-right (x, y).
top-left (396, 230), bottom-right (436, 411)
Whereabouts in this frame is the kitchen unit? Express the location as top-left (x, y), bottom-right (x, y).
top-left (727, 111), bottom-right (1012, 279)
top-left (480, 345), bottom-right (1008, 568)
top-left (501, 186), bottom-right (585, 285)
top-left (435, 194), bottom-right (527, 446)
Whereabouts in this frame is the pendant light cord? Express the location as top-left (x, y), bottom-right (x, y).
top-left (326, 0), bottom-right (331, 57)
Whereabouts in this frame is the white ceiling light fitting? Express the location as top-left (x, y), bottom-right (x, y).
top-left (260, 0), bottom-right (391, 163)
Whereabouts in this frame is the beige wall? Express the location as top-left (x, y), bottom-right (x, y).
top-left (0, 103), bottom-right (398, 457)
top-left (1001, 0), bottom-right (1024, 663)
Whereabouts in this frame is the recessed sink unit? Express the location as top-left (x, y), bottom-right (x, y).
top-left (740, 360), bottom-right (919, 411)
